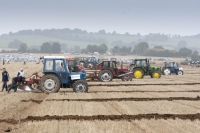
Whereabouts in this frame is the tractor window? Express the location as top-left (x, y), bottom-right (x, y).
top-left (55, 60), bottom-right (65, 72)
top-left (67, 61), bottom-right (74, 67)
top-left (45, 60), bottom-right (53, 71)
top-left (141, 60), bottom-right (147, 67)
top-left (111, 62), bottom-right (116, 68)
top-left (135, 60), bottom-right (141, 66)
top-left (168, 62), bottom-right (173, 67)
top-left (103, 62), bottom-right (108, 68)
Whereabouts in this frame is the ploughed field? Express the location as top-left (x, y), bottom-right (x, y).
top-left (0, 60), bottom-right (200, 133)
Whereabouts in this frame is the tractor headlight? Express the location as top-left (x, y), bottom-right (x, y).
top-left (179, 67), bottom-right (183, 70)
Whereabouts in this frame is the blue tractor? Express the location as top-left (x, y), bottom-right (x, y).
top-left (39, 56), bottom-right (88, 93)
top-left (79, 57), bottom-right (99, 69)
top-left (162, 62), bottom-right (183, 75)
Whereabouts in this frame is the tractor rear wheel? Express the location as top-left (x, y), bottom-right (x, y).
top-left (162, 68), bottom-right (171, 75)
top-left (98, 70), bottom-right (113, 82)
top-left (122, 74), bottom-right (132, 81)
top-left (177, 70), bottom-right (183, 75)
top-left (39, 74), bottom-right (60, 93)
top-left (73, 80), bottom-right (88, 92)
top-left (79, 61), bottom-right (85, 67)
top-left (133, 68), bottom-right (144, 79)
top-left (87, 62), bottom-right (94, 69)
top-left (151, 71), bottom-right (161, 78)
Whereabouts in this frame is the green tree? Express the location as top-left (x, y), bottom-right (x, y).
top-left (133, 42), bottom-right (149, 55)
top-left (18, 43), bottom-right (28, 52)
top-left (191, 51), bottom-right (200, 61)
top-left (112, 46), bottom-right (119, 54)
top-left (119, 46), bottom-right (132, 54)
top-left (81, 49), bottom-right (87, 54)
top-left (51, 42), bottom-right (61, 53)
top-left (178, 47), bottom-right (192, 57)
top-left (86, 44), bottom-right (98, 53)
top-left (98, 44), bottom-right (108, 54)
top-left (153, 46), bottom-right (164, 49)
top-left (40, 42), bottom-right (51, 53)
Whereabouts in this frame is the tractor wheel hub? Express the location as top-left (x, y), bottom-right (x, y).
top-left (44, 79), bottom-right (55, 90)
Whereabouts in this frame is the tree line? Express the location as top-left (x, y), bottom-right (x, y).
top-left (1, 40), bottom-right (198, 60)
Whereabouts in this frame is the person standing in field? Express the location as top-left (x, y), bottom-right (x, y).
top-left (17, 68), bottom-right (24, 77)
top-left (3, 58), bottom-right (5, 65)
top-left (1, 68), bottom-right (9, 92)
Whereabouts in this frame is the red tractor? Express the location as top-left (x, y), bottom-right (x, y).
top-left (88, 61), bottom-right (132, 82)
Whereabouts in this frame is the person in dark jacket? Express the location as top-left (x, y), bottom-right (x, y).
top-left (7, 76), bottom-right (25, 93)
top-left (1, 68), bottom-right (9, 91)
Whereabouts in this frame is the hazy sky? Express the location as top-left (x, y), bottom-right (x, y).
top-left (0, 0), bottom-right (199, 36)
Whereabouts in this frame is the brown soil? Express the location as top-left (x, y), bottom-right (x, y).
top-left (1, 114), bottom-right (200, 124)
top-left (59, 90), bottom-right (200, 93)
top-left (89, 83), bottom-right (200, 87)
top-left (21, 97), bottom-right (200, 103)
top-left (21, 99), bottom-right (43, 104)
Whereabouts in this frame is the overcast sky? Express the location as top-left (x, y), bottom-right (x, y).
top-left (0, 0), bottom-right (199, 36)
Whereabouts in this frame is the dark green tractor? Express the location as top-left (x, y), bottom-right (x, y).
top-left (132, 59), bottom-right (161, 79)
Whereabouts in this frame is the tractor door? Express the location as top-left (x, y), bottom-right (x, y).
top-left (110, 61), bottom-right (117, 75)
top-left (173, 62), bottom-right (179, 73)
top-left (142, 60), bottom-right (148, 75)
top-left (169, 62), bottom-right (175, 73)
top-left (54, 59), bottom-right (69, 84)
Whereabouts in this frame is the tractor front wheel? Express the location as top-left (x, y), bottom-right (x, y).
top-left (73, 80), bottom-right (88, 92)
top-left (151, 71), bottom-right (161, 79)
top-left (162, 68), bottom-right (171, 75)
top-left (87, 62), bottom-right (94, 69)
top-left (133, 68), bottom-right (144, 79)
top-left (98, 70), bottom-right (113, 82)
top-left (79, 61), bottom-right (85, 67)
top-left (177, 70), bottom-right (183, 75)
top-left (39, 74), bottom-right (60, 93)
top-left (122, 74), bottom-right (132, 81)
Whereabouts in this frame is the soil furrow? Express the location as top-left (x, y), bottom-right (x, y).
top-left (21, 97), bottom-right (200, 103)
top-left (1, 114), bottom-right (200, 124)
top-left (59, 90), bottom-right (200, 93)
top-left (88, 83), bottom-right (200, 87)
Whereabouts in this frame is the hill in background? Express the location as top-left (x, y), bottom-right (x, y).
top-left (0, 28), bottom-right (200, 51)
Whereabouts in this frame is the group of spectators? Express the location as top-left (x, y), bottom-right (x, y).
top-left (1, 68), bottom-right (25, 93)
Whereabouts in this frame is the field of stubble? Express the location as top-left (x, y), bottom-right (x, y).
top-left (0, 58), bottom-right (200, 133)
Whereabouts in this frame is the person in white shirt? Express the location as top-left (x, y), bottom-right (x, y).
top-left (17, 68), bottom-right (24, 77)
